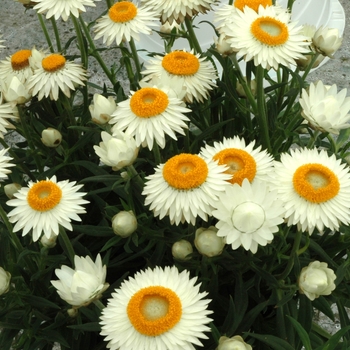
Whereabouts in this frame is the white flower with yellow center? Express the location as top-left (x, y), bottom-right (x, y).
top-left (299, 81), bottom-right (350, 135)
top-left (0, 48), bottom-right (44, 84)
top-left (7, 175), bottom-right (89, 242)
top-left (100, 266), bottom-right (213, 350)
top-left (141, 0), bottom-right (218, 24)
top-left (141, 50), bottom-right (217, 103)
top-left (225, 5), bottom-right (309, 70)
top-left (272, 148), bottom-right (350, 233)
top-left (94, 1), bottom-right (158, 46)
top-left (212, 179), bottom-right (284, 254)
top-left (142, 153), bottom-right (231, 225)
top-left (27, 53), bottom-right (87, 101)
top-left (33, 0), bottom-right (100, 21)
top-left (51, 254), bottom-right (109, 308)
top-left (200, 136), bottom-right (274, 186)
top-left (0, 148), bottom-right (15, 180)
top-left (109, 85), bottom-right (191, 150)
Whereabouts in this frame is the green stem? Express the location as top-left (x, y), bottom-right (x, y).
top-left (276, 230), bottom-right (303, 280)
top-left (184, 18), bottom-right (202, 54)
top-left (78, 16), bottom-right (116, 85)
top-left (58, 227), bottom-right (75, 266)
top-left (301, 53), bottom-right (321, 81)
top-left (256, 65), bottom-right (272, 152)
top-left (0, 205), bottom-right (23, 253)
top-left (129, 38), bottom-right (142, 81)
top-left (93, 299), bottom-right (106, 310)
top-left (152, 143), bottom-right (162, 165)
top-left (307, 129), bottom-right (320, 148)
top-left (37, 13), bottom-right (54, 53)
top-left (50, 17), bottom-right (62, 52)
top-left (127, 164), bottom-right (145, 195)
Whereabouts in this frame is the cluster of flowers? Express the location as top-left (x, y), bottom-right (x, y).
top-left (0, 0), bottom-right (348, 348)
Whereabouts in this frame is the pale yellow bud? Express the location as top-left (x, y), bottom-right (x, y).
top-left (172, 240), bottom-right (193, 260)
top-left (112, 211), bottom-right (137, 238)
top-left (41, 128), bottom-right (62, 148)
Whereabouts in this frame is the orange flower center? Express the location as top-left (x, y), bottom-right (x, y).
top-left (27, 180), bottom-right (62, 211)
top-left (213, 148), bottom-right (256, 185)
top-left (162, 51), bottom-right (200, 76)
top-left (251, 16), bottom-right (289, 46)
top-left (42, 54), bottom-right (66, 72)
top-left (11, 49), bottom-right (31, 71)
top-left (109, 2), bottom-right (137, 23)
top-left (163, 154), bottom-right (209, 190)
top-left (293, 163), bottom-right (340, 203)
top-left (130, 87), bottom-right (169, 118)
top-left (127, 286), bottom-right (182, 336)
top-left (234, 0), bottom-right (272, 12)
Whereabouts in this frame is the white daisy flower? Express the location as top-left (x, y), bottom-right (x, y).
top-left (272, 148), bottom-right (350, 234)
top-left (51, 254), bottom-right (109, 308)
top-left (142, 153), bottom-right (231, 225)
top-left (299, 81), bottom-right (350, 135)
top-left (0, 48), bottom-right (44, 84)
top-left (7, 175), bottom-right (89, 242)
top-left (0, 148), bottom-right (15, 180)
top-left (100, 266), bottom-right (213, 350)
top-left (33, 0), bottom-right (100, 22)
top-left (213, 179), bottom-right (284, 254)
top-left (200, 136), bottom-right (274, 185)
top-left (109, 84), bottom-right (191, 150)
top-left (94, 1), bottom-right (158, 46)
top-left (141, 49), bottom-right (217, 103)
top-left (26, 53), bottom-right (87, 101)
top-left (225, 5), bottom-right (309, 70)
top-left (141, 0), bottom-right (218, 24)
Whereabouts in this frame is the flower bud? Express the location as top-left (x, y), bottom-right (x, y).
top-left (112, 211), bottom-right (137, 238)
top-left (94, 131), bottom-right (139, 171)
top-left (41, 128), bottom-right (62, 147)
top-left (1, 75), bottom-right (31, 104)
top-left (298, 261), bottom-right (336, 301)
top-left (40, 231), bottom-right (58, 248)
top-left (236, 77), bottom-right (257, 98)
top-left (0, 267), bottom-right (11, 295)
top-left (216, 336), bottom-right (252, 350)
top-left (312, 26), bottom-right (342, 57)
top-left (215, 34), bottom-right (236, 57)
top-left (67, 308), bottom-right (79, 318)
top-left (4, 183), bottom-right (21, 199)
top-left (194, 226), bottom-right (225, 257)
top-left (172, 240), bottom-right (193, 260)
top-left (89, 94), bottom-right (116, 125)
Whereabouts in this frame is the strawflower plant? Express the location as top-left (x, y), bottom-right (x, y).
top-left (1, 0), bottom-right (350, 349)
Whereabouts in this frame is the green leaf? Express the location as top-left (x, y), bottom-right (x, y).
top-left (20, 295), bottom-right (61, 310)
top-left (314, 326), bottom-right (350, 350)
top-left (286, 316), bottom-right (312, 350)
top-left (67, 322), bottom-right (100, 332)
top-left (245, 332), bottom-right (295, 350)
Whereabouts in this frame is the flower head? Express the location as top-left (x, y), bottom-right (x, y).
top-left (51, 254), bottom-right (109, 307)
top-left (299, 81), bottom-right (350, 134)
top-left (89, 93), bottom-right (116, 125)
top-left (141, 0), bottom-right (218, 24)
top-left (212, 179), bottom-right (284, 254)
top-left (94, 130), bottom-right (139, 170)
top-left (200, 136), bottom-right (274, 185)
top-left (0, 267), bottom-right (11, 295)
top-left (225, 5), bottom-right (309, 69)
top-left (194, 226), bottom-right (225, 257)
top-left (298, 261), bottom-right (336, 301)
top-left (109, 84), bottom-right (190, 150)
top-left (312, 26), bottom-right (342, 57)
top-left (7, 175), bottom-right (89, 242)
top-left (27, 53), bottom-right (87, 101)
top-left (216, 335), bottom-right (252, 350)
top-left (272, 148), bottom-right (350, 233)
top-left (33, 0), bottom-right (101, 21)
top-left (100, 266), bottom-right (212, 350)
top-left (0, 148), bottom-right (15, 180)
top-left (94, 1), bottom-right (158, 46)
top-left (112, 210), bottom-right (138, 237)
top-left (143, 153), bottom-right (231, 225)
top-left (141, 49), bottom-right (217, 103)
top-left (1, 75), bottom-right (32, 105)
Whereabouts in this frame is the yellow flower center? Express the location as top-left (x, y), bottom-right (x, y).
top-left (250, 16), bottom-right (289, 46)
top-left (293, 163), bottom-right (340, 203)
top-left (109, 2), bottom-right (137, 23)
top-left (130, 87), bottom-right (169, 118)
top-left (27, 180), bottom-right (62, 211)
top-left (42, 54), bottom-right (66, 72)
top-left (234, 0), bottom-right (272, 12)
top-left (213, 148), bottom-right (256, 185)
top-left (163, 154), bottom-right (209, 190)
top-left (11, 49), bottom-right (31, 71)
top-left (127, 286), bottom-right (182, 336)
top-left (162, 51), bottom-right (200, 76)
